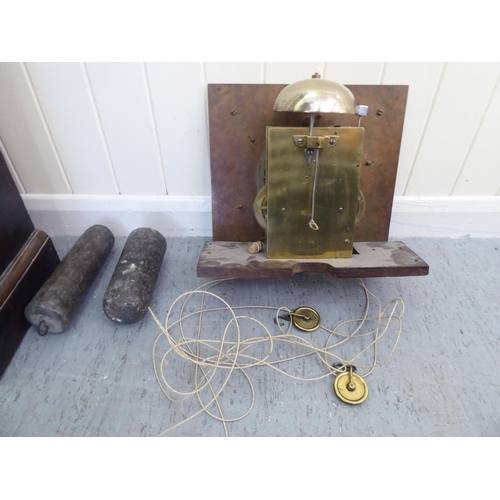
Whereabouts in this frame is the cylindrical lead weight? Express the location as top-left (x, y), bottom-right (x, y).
top-left (102, 227), bottom-right (166, 324)
top-left (24, 225), bottom-right (115, 334)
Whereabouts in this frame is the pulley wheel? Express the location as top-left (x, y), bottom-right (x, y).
top-left (334, 370), bottom-right (369, 405)
top-left (291, 306), bottom-right (321, 332)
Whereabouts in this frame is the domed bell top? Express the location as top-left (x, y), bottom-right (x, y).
top-left (273, 76), bottom-right (356, 114)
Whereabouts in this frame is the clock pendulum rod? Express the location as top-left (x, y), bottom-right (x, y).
top-left (308, 112), bottom-right (320, 231)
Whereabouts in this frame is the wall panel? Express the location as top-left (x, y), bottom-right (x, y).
top-left (383, 62), bottom-right (444, 196)
top-left (405, 62), bottom-right (500, 196)
top-left (25, 62), bottom-right (118, 195)
top-left (0, 62), bottom-right (71, 194)
top-left (324, 62), bottom-right (385, 84)
top-left (1, 62), bottom-right (500, 206)
top-left (205, 62), bottom-right (264, 83)
top-left (265, 62), bottom-right (323, 83)
top-left (146, 62), bottom-right (211, 196)
top-left (452, 74), bottom-right (500, 196)
top-left (85, 62), bottom-right (166, 195)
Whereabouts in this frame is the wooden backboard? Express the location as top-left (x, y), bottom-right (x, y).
top-left (208, 84), bottom-right (408, 243)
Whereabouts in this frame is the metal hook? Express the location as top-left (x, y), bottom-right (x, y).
top-left (332, 363), bottom-right (357, 373)
top-left (274, 313), bottom-right (291, 326)
top-left (37, 320), bottom-right (49, 337)
top-left (347, 366), bottom-right (357, 392)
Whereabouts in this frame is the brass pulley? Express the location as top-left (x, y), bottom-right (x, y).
top-left (290, 306), bottom-right (321, 332)
top-left (275, 306), bottom-right (321, 331)
top-left (334, 365), bottom-right (369, 404)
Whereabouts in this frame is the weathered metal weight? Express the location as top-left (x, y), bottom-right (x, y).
top-left (24, 224), bottom-right (115, 334)
top-left (102, 227), bottom-right (166, 324)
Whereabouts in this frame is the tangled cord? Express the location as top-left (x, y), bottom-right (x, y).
top-left (149, 278), bottom-right (405, 436)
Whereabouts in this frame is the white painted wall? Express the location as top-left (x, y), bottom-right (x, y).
top-left (1, 62), bottom-right (499, 236)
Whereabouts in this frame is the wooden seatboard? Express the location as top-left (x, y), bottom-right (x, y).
top-left (197, 241), bottom-right (429, 279)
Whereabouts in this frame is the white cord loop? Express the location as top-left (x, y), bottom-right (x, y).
top-left (150, 278), bottom-right (404, 436)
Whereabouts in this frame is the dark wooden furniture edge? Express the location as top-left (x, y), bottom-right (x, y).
top-left (0, 229), bottom-right (60, 378)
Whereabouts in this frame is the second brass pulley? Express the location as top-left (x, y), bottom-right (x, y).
top-left (334, 366), bottom-right (369, 405)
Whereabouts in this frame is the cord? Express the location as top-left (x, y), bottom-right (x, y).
top-left (149, 278), bottom-right (404, 436)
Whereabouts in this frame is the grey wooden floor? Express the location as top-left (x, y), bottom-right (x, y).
top-left (1, 236), bottom-right (499, 437)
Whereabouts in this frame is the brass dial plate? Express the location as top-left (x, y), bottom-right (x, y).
top-left (291, 306), bottom-right (320, 332)
top-left (266, 126), bottom-right (364, 259)
top-left (334, 371), bottom-right (369, 404)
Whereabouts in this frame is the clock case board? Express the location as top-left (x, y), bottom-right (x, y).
top-left (0, 151), bottom-right (60, 378)
top-left (197, 83), bottom-right (429, 279)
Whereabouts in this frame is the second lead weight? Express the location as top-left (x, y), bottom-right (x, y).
top-left (102, 227), bottom-right (167, 324)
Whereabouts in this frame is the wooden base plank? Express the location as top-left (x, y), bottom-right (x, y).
top-left (197, 240), bottom-right (429, 279)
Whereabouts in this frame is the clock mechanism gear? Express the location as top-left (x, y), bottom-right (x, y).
top-left (355, 190), bottom-right (366, 226)
top-left (253, 185), bottom-right (268, 230)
